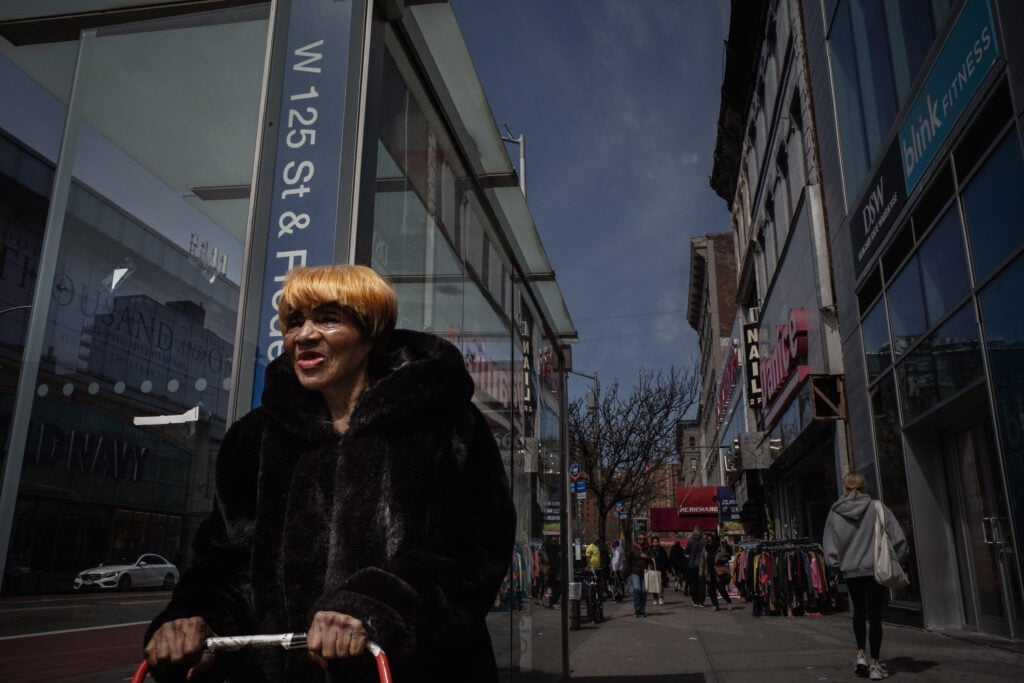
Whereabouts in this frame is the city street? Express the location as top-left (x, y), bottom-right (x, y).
top-left (0, 591), bottom-right (169, 682)
top-left (562, 590), bottom-right (1024, 682)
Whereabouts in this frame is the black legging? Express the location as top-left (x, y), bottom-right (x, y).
top-left (708, 573), bottom-right (732, 607)
top-left (846, 576), bottom-right (886, 659)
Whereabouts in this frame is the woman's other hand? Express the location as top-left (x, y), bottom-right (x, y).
top-left (307, 611), bottom-right (368, 668)
top-left (144, 616), bottom-right (217, 679)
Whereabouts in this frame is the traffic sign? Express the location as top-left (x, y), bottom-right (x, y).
top-left (573, 480), bottom-right (587, 494)
top-left (569, 461), bottom-right (581, 481)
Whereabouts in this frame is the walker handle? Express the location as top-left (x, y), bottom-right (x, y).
top-left (132, 633), bottom-right (391, 682)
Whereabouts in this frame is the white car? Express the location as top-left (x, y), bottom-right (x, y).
top-left (74, 553), bottom-right (179, 591)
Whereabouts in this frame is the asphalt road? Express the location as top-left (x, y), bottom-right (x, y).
top-left (0, 591), bottom-right (170, 682)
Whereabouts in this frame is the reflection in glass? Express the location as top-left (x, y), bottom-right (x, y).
top-left (962, 132), bottom-right (1024, 283)
top-left (887, 255), bottom-right (927, 356)
top-left (916, 205), bottom-right (969, 324)
top-left (828, 0), bottom-right (940, 202)
top-left (869, 372), bottom-right (920, 601)
top-left (896, 303), bottom-right (982, 422)
top-left (861, 299), bottom-right (892, 381)
top-left (979, 253), bottom-right (1024, 576)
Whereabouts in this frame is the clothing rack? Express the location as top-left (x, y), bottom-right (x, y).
top-left (742, 539), bottom-right (836, 617)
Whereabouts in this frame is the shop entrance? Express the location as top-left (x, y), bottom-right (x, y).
top-left (942, 417), bottom-right (1024, 639)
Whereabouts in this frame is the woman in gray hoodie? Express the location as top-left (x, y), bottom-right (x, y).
top-left (823, 471), bottom-right (908, 681)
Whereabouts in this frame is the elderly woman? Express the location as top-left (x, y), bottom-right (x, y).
top-left (143, 265), bottom-right (516, 682)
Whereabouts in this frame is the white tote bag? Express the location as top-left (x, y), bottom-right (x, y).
top-left (873, 501), bottom-right (909, 589)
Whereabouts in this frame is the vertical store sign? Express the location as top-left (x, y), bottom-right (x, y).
top-left (252, 0), bottom-right (357, 407)
top-left (743, 322), bottom-right (762, 409)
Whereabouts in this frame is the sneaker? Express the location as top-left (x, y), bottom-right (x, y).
top-left (854, 654), bottom-right (868, 677)
top-left (726, 603), bottom-right (734, 611)
top-left (869, 663), bottom-right (888, 680)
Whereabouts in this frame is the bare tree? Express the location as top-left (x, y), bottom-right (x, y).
top-left (568, 363), bottom-right (700, 545)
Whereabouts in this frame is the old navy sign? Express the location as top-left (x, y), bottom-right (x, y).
top-left (850, 0), bottom-right (999, 277)
top-left (252, 0), bottom-right (358, 407)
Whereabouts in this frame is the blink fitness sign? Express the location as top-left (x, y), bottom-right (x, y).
top-left (252, 0), bottom-right (361, 407)
top-left (850, 0), bottom-right (999, 277)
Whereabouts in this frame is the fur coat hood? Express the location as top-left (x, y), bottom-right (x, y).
top-left (146, 329), bottom-right (516, 682)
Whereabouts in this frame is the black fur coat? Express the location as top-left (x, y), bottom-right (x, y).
top-left (145, 330), bottom-right (516, 682)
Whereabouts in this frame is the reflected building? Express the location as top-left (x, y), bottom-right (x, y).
top-left (0, 1), bottom-right (576, 678)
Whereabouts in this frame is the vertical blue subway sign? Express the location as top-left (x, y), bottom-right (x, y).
top-left (899, 0), bottom-right (999, 193)
top-left (253, 0), bottom-right (355, 407)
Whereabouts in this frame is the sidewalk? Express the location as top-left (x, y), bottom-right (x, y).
top-left (564, 590), bottom-right (1024, 681)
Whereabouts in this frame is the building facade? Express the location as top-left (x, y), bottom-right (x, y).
top-left (686, 232), bottom-right (739, 486)
top-left (710, 0), bottom-right (846, 545)
top-left (804, 0), bottom-right (1024, 639)
top-left (0, 0), bottom-right (576, 677)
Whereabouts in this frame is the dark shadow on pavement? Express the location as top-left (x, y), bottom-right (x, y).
top-left (885, 656), bottom-right (939, 674)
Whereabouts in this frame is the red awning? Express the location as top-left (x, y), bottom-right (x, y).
top-left (676, 486), bottom-right (720, 515)
top-left (650, 507), bottom-right (717, 533)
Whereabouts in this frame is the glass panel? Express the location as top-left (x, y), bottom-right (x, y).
top-left (887, 254), bottom-right (926, 357)
top-left (869, 372), bottom-right (920, 601)
top-left (4, 8), bottom-right (268, 592)
top-left (828, 0), bottom-right (939, 204)
top-left (896, 304), bottom-right (983, 422)
top-left (861, 298), bottom-right (892, 380)
top-left (979, 253), bottom-right (1024, 583)
top-left (917, 205), bottom-right (969, 324)
top-left (962, 132), bottom-right (1024, 283)
top-left (370, 37), bottom-right (563, 677)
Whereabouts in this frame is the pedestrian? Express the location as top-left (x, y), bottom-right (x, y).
top-left (541, 535), bottom-right (562, 608)
top-left (626, 532), bottom-right (651, 617)
top-left (823, 471), bottom-right (908, 681)
top-left (708, 535), bottom-right (734, 611)
top-left (585, 536), bottom-right (606, 599)
top-left (648, 535), bottom-right (669, 605)
top-left (141, 265), bottom-right (516, 683)
top-left (686, 525), bottom-right (706, 606)
top-left (610, 539), bottom-right (625, 601)
top-left (669, 540), bottom-right (688, 593)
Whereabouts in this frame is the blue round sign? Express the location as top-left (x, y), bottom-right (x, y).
top-left (569, 462), bottom-right (581, 481)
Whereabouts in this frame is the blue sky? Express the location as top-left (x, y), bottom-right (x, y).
top-left (450, 1), bottom-right (733, 398)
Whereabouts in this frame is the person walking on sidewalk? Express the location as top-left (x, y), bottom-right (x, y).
top-left (823, 471), bottom-right (908, 681)
top-left (609, 539), bottom-right (625, 601)
top-left (669, 539), bottom-right (688, 594)
top-left (708, 535), bottom-right (734, 611)
top-left (626, 532), bottom-right (651, 617)
top-left (686, 526), bottom-right (706, 606)
top-left (648, 535), bottom-right (669, 605)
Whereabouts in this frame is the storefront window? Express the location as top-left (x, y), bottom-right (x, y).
top-left (827, 0), bottom-right (948, 204)
top-left (979, 253), bottom-right (1024, 571)
top-left (861, 299), bottom-right (891, 381)
top-left (1, 7), bottom-right (268, 591)
top-left (868, 372), bottom-right (920, 601)
top-left (886, 205), bottom-right (968, 357)
top-left (962, 131), bottom-right (1024, 283)
top-left (896, 303), bottom-right (983, 422)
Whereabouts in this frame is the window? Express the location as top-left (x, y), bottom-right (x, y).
top-left (690, 457), bottom-right (698, 472)
top-left (827, 0), bottom-right (948, 204)
top-left (962, 132), bottom-right (1024, 283)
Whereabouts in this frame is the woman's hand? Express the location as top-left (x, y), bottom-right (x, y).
top-left (307, 611), bottom-right (368, 669)
top-left (144, 616), bottom-right (217, 679)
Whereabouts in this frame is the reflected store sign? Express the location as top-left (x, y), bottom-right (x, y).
top-left (715, 342), bottom-right (739, 425)
top-left (851, 0), bottom-right (999, 276)
top-left (252, 0), bottom-right (359, 407)
top-left (761, 308), bottom-right (810, 428)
